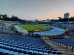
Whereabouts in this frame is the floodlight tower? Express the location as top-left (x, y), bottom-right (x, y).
top-left (1, 16), bottom-right (4, 33)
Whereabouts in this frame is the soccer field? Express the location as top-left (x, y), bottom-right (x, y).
top-left (19, 25), bottom-right (51, 31)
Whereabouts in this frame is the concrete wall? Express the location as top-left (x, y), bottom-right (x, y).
top-left (14, 26), bottom-right (28, 35)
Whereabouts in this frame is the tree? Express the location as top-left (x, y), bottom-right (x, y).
top-left (10, 15), bottom-right (19, 21)
top-left (0, 14), bottom-right (22, 21)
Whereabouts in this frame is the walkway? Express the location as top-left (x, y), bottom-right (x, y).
top-left (42, 37), bottom-right (74, 55)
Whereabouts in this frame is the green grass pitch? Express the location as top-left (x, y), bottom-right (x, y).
top-left (19, 25), bottom-right (51, 31)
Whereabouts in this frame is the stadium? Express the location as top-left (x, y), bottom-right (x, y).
top-left (0, 20), bottom-right (69, 55)
top-left (0, 19), bottom-right (74, 55)
top-left (0, 0), bottom-right (74, 55)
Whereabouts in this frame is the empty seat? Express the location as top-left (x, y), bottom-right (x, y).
top-left (28, 50), bottom-right (33, 54)
top-left (33, 51), bottom-right (38, 55)
top-left (43, 52), bottom-right (48, 55)
top-left (38, 51), bottom-right (43, 55)
top-left (0, 35), bottom-right (62, 55)
top-left (19, 53), bottom-right (25, 55)
top-left (8, 51), bottom-right (14, 55)
top-left (3, 49), bottom-right (9, 55)
top-left (0, 48), bottom-right (5, 55)
top-left (14, 52), bottom-right (19, 55)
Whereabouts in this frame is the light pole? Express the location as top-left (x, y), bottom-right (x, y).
top-left (1, 16), bottom-right (4, 33)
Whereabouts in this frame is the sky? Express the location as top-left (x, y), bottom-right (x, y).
top-left (0, 0), bottom-right (74, 20)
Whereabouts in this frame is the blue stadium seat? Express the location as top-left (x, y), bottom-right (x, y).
top-left (52, 38), bottom-right (74, 51)
top-left (0, 35), bottom-right (62, 55)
